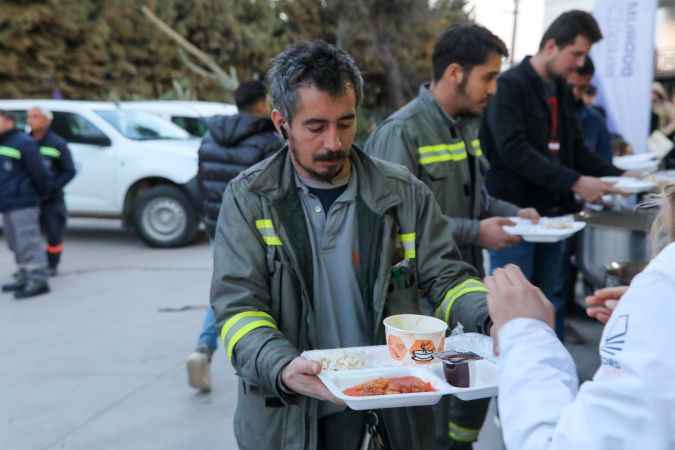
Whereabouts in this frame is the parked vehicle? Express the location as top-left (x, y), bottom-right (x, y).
top-left (121, 101), bottom-right (237, 137)
top-left (0, 99), bottom-right (203, 248)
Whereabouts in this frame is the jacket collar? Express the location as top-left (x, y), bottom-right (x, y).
top-left (418, 83), bottom-right (458, 129)
top-left (248, 145), bottom-right (401, 214)
top-left (519, 56), bottom-right (568, 99)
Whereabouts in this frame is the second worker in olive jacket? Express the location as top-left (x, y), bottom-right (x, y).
top-left (365, 24), bottom-right (539, 450)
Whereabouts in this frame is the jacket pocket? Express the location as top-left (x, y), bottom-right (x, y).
top-left (234, 380), bottom-right (286, 450)
top-left (385, 264), bottom-right (422, 316)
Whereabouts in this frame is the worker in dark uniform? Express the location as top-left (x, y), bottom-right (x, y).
top-left (27, 107), bottom-right (76, 276)
top-left (0, 110), bottom-right (52, 299)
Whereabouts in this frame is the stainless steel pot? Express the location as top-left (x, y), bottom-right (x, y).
top-left (575, 209), bottom-right (655, 289)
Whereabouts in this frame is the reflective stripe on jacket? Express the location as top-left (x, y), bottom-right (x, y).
top-left (0, 128), bottom-right (52, 212)
top-left (365, 84), bottom-right (519, 270)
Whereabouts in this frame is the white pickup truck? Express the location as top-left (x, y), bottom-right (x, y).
top-left (1, 100), bottom-right (203, 248)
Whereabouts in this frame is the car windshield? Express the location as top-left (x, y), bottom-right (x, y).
top-left (95, 110), bottom-right (191, 140)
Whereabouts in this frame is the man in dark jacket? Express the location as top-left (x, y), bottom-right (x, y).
top-left (27, 107), bottom-right (77, 276)
top-left (186, 80), bottom-right (281, 392)
top-left (480, 10), bottom-right (626, 339)
top-left (0, 110), bottom-right (52, 299)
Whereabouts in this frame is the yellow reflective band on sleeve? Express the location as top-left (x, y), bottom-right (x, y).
top-left (436, 279), bottom-right (488, 323)
top-left (263, 236), bottom-right (282, 246)
top-left (0, 146), bottom-right (21, 159)
top-left (220, 311), bottom-right (278, 360)
top-left (226, 320), bottom-right (277, 360)
top-left (39, 146), bottom-right (61, 158)
top-left (398, 232), bottom-right (416, 260)
top-left (255, 219), bottom-right (282, 246)
top-left (220, 310), bottom-right (275, 340)
top-left (470, 139), bottom-right (483, 157)
top-left (399, 233), bottom-right (415, 242)
top-left (448, 421), bottom-right (480, 443)
top-left (418, 142), bottom-right (467, 166)
top-left (256, 219), bottom-right (273, 229)
top-left (418, 142), bottom-right (465, 154)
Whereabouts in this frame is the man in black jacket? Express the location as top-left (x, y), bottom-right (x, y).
top-left (480, 10), bottom-right (626, 339)
top-left (187, 80), bottom-right (282, 391)
top-left (0, 110), bottom-right (52, 299)
top-left (27, 107), bottom-right (77, 276)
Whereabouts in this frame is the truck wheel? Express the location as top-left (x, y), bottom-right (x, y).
top-left (133, 185), bottom-right (198, 248)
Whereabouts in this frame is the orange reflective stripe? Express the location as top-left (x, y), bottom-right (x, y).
top-left (46, 244), bottom-right (64, 254)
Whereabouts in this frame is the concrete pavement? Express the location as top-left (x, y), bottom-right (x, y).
top-left (1, 220), bottom-right (237, 450)
top-left (1, 219), bottom-right (603, 450)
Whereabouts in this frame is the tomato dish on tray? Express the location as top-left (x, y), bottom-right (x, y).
top-left (343, 376), bottom-right (436, 396)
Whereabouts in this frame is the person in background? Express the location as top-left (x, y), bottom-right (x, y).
top-left (365, 23), bottom-right (538, 450)
top-left (486, 184), bottom-right (675, 449)
top-left (651, 81), bottom-right (675, 141)
top-left (27, 107), bottom-right (76, 276)
top-left (0, 110), bottom-right (52, 299)
top-left (211, 40), bottom-right (494, 450)
top-left (581, 84), bottom-right (606, 119)
top-left (567, 57), bottom-right (612, 162)
top-left (185, 80), bottom-right (281, 392)
top-left (480, 10), bottom-right (627, 340)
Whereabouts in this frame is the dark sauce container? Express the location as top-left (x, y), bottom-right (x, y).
top-left (436, 351), bottom-right (482, 388)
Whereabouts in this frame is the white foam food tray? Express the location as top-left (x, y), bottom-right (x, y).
top-left (302, 334), bottom-right (498, 409)
top-left (601, 176), bottom-right (657, 194)
top-left (503, 216), bottom-right (586, 243)
top-left (613, 153), bottom-right (660, 173)
top-left (318, 366), bottom-right (448, 410)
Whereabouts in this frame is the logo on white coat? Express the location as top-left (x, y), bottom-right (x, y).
top-left (600, 314), bottom-right (629, 369)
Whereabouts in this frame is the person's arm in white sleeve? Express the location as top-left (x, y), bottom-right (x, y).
top-left (492, 255), bottom-right (675, 450)
top-left (497, 318), bottom-right (578, 450)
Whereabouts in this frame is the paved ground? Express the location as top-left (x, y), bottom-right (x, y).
top-left (0, 219), bottom-right (603, 450)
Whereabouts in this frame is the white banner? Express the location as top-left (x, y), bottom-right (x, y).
top-left (592, 0), bottom-right (657, 153)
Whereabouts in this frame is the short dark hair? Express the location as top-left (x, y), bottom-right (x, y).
top-left (267, 40), bottom-right (364, 124)
top-left (432, 23), bottom-right (508, 82)
top-left (234, 80), bottom-right (268, 112)
top-left (576, 55), bottom-right (595, 77)
top-left (0, 110), bottom-right (16, 123)
top-left (539, 10), bottom-right (602, 51)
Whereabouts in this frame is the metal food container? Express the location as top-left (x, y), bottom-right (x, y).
top-left (576, 209), bottom-right (655, 290)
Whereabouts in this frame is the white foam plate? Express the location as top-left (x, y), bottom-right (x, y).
top-left (613, 153), bottom-right (660, 173)
top-left (601, 176), bottom-right (656, 194)
top-left (503, 217), bottom-right (586, 243)
top-left (304, 334), bottom-right (499, 408)
top-left (318, 366), bottom-right (449, 410)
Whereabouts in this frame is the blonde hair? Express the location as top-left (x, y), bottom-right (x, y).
top-left (649, 184), bottom-right (675, 256)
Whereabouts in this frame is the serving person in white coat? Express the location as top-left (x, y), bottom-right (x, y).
top-left (485, 184), bottom-right (675, 450)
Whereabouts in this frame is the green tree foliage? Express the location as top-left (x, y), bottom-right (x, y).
top-left (0, 0), bottom-right (468, 117)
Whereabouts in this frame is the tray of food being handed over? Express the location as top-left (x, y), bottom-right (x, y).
top-left (502, 215), bottom-right (586, 243)
top-left (301, 314), bottom-right (498, 410)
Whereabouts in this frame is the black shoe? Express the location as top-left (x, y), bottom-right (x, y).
top-left (13, 280), bottom-right (50, 300)
top-left (2, 279), bottom-right (25, 293)
top-left (48, 267), bottom-right (58, 277)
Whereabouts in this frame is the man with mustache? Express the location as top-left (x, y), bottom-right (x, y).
top-left (366, 24), bottom-right (538, 450)
top-left (210, 40), bottom-right (494, 450)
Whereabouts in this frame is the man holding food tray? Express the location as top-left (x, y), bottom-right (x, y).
top-left (480, 11), bottom-right (628, 339)
top-left (210, 41), bottom-right (494, 450)
top-left (365, 24), bottom-right (538, 450)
